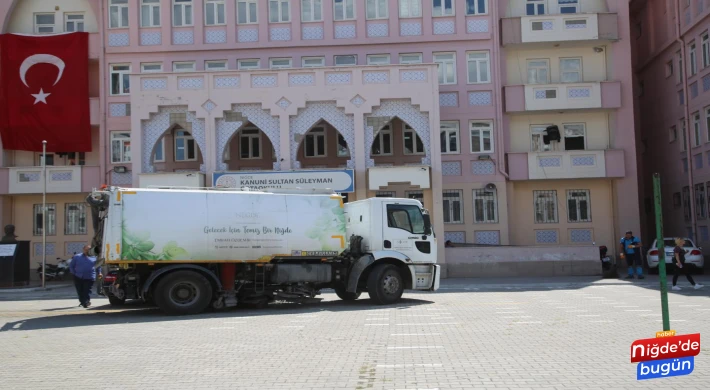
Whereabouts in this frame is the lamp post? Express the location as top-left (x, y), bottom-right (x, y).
top-left (42, 140), bottom-right (47, 289)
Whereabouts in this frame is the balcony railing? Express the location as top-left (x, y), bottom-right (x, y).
top-left (0, 166), bottom-right (101, 195)
top-left (504, 81), bottom-right (621, 113)
top-left (501, 13), bottom-right (619, 46)
top-left (507, 150), bottom-right (625, 181)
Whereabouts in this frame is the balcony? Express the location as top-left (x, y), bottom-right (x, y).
top-left (504, 81), bottom-right (621, 113)
top-left (0, 166), bottom-right (101, 195)
top-left (90, 97), bottom-right (99, 125)
top-left (501, 13), bottom-right (618, 46)
top-left (507, 149), bottom-right (625, 181)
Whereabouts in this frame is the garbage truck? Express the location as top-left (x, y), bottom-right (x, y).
top-left (87, 186), bottom-right (440, 315)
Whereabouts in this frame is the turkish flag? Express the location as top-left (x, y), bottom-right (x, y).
top-left (0, 32), bottom-right (90, 152)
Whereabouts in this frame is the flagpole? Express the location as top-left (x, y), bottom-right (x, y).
top-left (42, 140), bottom-right (47, 289)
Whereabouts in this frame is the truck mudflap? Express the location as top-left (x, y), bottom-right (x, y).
top-left (408, 264), bottom-right (440, 291)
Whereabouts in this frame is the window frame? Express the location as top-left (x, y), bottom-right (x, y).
top-left (334, 55), bottom-right (357, 66)
top-left (237, 0), bottom-right (259, 24)
top-left (34, 13), bottom-right (55, 34)
top-left (526, 59), bottom-right (550, 84)
top-left (205, 0), bottom-right (226, 26)
top-left (702, 32), bottom-right (710, 69)
top-left (337, 133), bottom-right (350, 157)
top-left (367, 0), bottom-right (389, 20)
top-left (64, 13), bottom-right (85, 32)
top-left (301, 0), bottom-right (323, 22)
top-left (696, 183), bottom-right (707, 219)
top-left (466, 51), bottom-right (491, 84)
top-left (371, 126), bottom-right (393, 156)
top-left (669, 125), bottom-right (678, 143)
top-left (466, 0), bottom-right (487, 15)
top-left (172, 0), bottom-right (194, 27)
top-left (562, 123), bottom-right (586, 151)
top-left (526, 0), bottom-right (546, 16)
top-left (109, 64), bottom-right (131, 96)
top-left (442, 190), bottom-right (464, 224)
top-left (470, 121), bottom-right (494, 154)
top-left (399, 53), bottom-right (423, 64)
top-left (402, 124), bottom-right (425, 155)
top-left (109, 0), bottom-right (129, 29)
top-left (239, 128), bottom-right (262, 160)
top-left (269, 58), bottom-right (293, 69)
top-left (110, 132), bottom-right (132, 163)
top-left (205, 60), bottom-right (228, 71)
top-left (682, 186), bottom-right (691, 222)
top-left (141, 62), bottom-right (163, 73)
top-left (33, 204), bottom-right (57, 237)
top-left (153, 137), bottom-right (165, 162)
top-left (566, 189), bottom-right (592, 223)
top-left (333, 0), bottom-right (356, 21)
top-left (304, 127), bottom-right (327, 158)
top-left (65, 203), bottom-right (88, 236)
top-left (433, 0), bottom-right (455, 17)
top-left (681, 119), bottom-right (688, 152)
top-left (440, 121), bottom-right (460, 154)
top-left (399, 0), bottom-right (423, 18)
top-left (302, 56), bottom-right (326, 67)
top-left (530, 124), bottom-right (558, 152)
top-left (173, 61), bottom-right (196, 72)
top-left (558, 0), bottom-right (579, 14)
top-left (434, 52), bottom-right (457, 85)
top-left (269, 0), bottom-right (291, 23)
top-left (473, 188), bottom-right (498, 223)
top-left (141, 0), bottom-right (161, 27)
top-left (693, 112), bottom-right (702, 147)
top-left (386, 204), bottom-right (426, 234)
top-left (174, 130), bottom-right (198, 162)
top-left (690, 42), bottom-right (698, 76)
top-left (533, 190), bottom-right (559, 224)
top-left (367, 54), bottom-right (391, 65)
top-left (560, 57), bottom-right (583, 83)
top-left (238, 59), bottom-right (261, 70)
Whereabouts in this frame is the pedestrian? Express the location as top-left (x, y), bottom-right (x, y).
top-left (69, 244), bottom-right (102, 308)
top-left (671, 238), bottom-right (704, 291)
top-left (620, 230), bottom-right (644, 279)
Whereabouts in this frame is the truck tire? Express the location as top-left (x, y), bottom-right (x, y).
top-left (153, 270), bottom-right (213, 315)
top-left (334, 286), bottom-right (361, 301)
top-left (108, 295), bottom-right (126, 306)
top-left (367, 264), bottom-right (404, 305)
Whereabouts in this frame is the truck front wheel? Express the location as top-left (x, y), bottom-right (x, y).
top-left (334, 286), bottom-right (361, 301)
top-left (153, 270), bottom-right (213, 315)
top-left (366, 264), bottom-right (404, 305)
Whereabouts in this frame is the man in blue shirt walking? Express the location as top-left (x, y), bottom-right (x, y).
top-left (620, 230), bottom-right (644, 279)
top-left (69, 244), bottom-right (102, 308)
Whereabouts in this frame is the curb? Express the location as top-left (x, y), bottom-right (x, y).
top-left (0, 284), bottom-right (72, 293)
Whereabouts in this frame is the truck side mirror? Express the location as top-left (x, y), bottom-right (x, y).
top-left (423, 214), bottom-right (432, 235)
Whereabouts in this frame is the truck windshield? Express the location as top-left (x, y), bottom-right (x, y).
top-left (387, 205), bottom-right (425, 234)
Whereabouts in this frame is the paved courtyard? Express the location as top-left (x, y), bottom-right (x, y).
top-left (0, 276), bottom-right (708, 390)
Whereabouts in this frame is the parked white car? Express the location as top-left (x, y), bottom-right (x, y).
top-left (647, 238), bottom-right (705, 274)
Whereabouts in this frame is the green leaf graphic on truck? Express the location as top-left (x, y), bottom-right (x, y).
top-left (304, 198), bottom-right (346, 252)
top-left (122, 222), bottom-right (189, 261)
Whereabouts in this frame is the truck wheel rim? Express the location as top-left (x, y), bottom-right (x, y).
top-left (170, 282), bottom-right (199, 306)
top-left (382, 274), bottom-right (400, 295)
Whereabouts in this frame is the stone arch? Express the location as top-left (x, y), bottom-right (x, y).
top-left (364, 99), bottom-right (431, 168)
top-left (142, 106), bottom-right (207, 173)
top-left (216, 104), bottom-right (281, 171)
top-left (289, 102), bottom-right (355, 169)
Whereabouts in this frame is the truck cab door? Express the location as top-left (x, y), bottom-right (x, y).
top-left (382, 203), bottom-right (433, 263)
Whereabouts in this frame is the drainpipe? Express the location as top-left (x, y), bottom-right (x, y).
top-left (676, 0), bottom-right (697, 242)
top-left (99, 0), bottom-right (108, 186)
top-left (491, 1), bottom-right (508, 179)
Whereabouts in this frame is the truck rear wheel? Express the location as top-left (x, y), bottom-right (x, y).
top-left (334, 286), bottom-right (361, 301)
top-left (153, 270), bottom-right (213, 315)
top-left (367, 264), bottom-right (404, 305)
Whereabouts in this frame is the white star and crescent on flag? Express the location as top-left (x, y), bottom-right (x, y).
top-left (19, 54), bottom-right (65, 105)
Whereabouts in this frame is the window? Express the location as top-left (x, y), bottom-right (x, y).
top-left (173, 0), bottom-right (194, 26)
top-left (433, 0), bottom-right (455, 16)
top-left (560, 58), bottom-right (582, 83)
top-left (670, 125), bottom-right (677, 143)
top-left (65, 203), bottom-right (87, 235)
top-left (37, 154), bottom-right (55, 166)
top-left (697, 184), bottom-right (707, 219)
top-left (534, 190), bottom-right (558, 224)
top-left (109, 64), bottom-right (130, 95)
top-left (440, 121), bottom-right (460, 154)
top-left (467, 51), bottom-right (490, 84)
top-left (334, 55), bottom-right (357, 66)
top-left (681, 119), bottom-right (687, 151)
top-left (239, 129), bottom-right (262, 159)
top-left (559, 0), bottom-right (578, 14)
top-left (305, 128), bottom-right (326, 157)
top-left (270, 58), bottom-right (292, 69)
top-left (367, 0), bottom-right (388, 19)
top-left (337, 134), bottom-right (350, 157)
top-left (334, 0), bottom-right (355, 20)
top-left (403, 125), bottom-right (425, 155)
top-left (473, 189), bottom-right (497, 223)
top-left (527, 59), bottom-right (550, 84)
top-left (238, 59), bottom-right (260, 70)
top-left (141, 63), bottom-right (163, 73)
top-left (563, 123), bottom-right (585, 151)
top-left (697, 153), bottom-right (704, 170)
top-left (377, 191), bottom-right (396, 197)
top-left (466, 0), bottom-right (487, 15)
top-left (434, 52), bottom-right (456, 85)
top-left (109, 0), bottom-right (129, 28)
top-left (173, 61), bottom-right (196, 72)
top-left (526, 0), bottom-right (545, 15)
top-left (530, 125), bottom-right (558, 152)
top-left (694, 112), bottom-right (702, 146)
top-left (153, 138), bottom-right (165, 162)
top-left (470, 121), bottom-right (493, 153)
top-left (703, 33), bottom-right (710, 68)
top-left (399, 0), bottom-right (422, 17)
top-left (406, 191), bottom-right (424, 201)
top-left (678, 51), bottom-right (684, 83)
top-left (141, 0), bottom-right (161, 27)
top-left (205, 0), bottom-right (226, 25)
top-left (372, 126), bottom-right (392, 155)
top-left (690, 42), bottom-right (697, 76)
top-left (65, 13), bottom-right (85, 32)
top-left (111, 132), bottom-right (131, 163)
top-left (367, 54), bottom-right (391, 65)
top-left (206, 60), bottom-right (228, 71)
top-left (683, 158), bottom-right (689, 173)
top-left (67, 152), bottom-right (86, 166)
top-left (33, 204), bottom-right (56, 236)
top-left (269, 0), bottom-right (291, 23)
top-left (237, 0), bottom-right (259, 24)
top-left (682, 186), bottom-right (691, 222)
top-left (387, 204), bottom-right (426, 234)
top-left (175, 130), bottom-right (197, 161)
top-left (34, 13), bottom-right (55, 34)
top-left (442, 190), bottom-right (463, 224)
top-left (400, 53), bottom-right (423, 64)
top-left (666, 60), bottom-right (674, 78)
top-left (567, 190), bottom-right (591, 223)
top-left (301, 0), bottom-right (323, 21)
top-left (302, 56), bottom-right (325, 67)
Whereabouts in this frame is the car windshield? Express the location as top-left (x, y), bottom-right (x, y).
top-left (661, 239), bottom-right (693, 248)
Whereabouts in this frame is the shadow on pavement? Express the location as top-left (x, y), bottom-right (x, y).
top-left (0, 297), bottom-right (433, 332)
